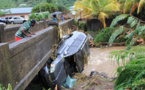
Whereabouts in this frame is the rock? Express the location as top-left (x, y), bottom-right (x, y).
top-left (110, 77), bottom-right (117, 81)
top-left (89, 71), bottom-right (99, 77)
top-left (100, 72), bottom-right (108, 78)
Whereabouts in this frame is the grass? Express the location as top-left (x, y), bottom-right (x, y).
top-left (110, 45), bottom-right (145, 90)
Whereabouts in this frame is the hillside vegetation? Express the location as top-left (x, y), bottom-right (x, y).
top-left (0, 0), bottom-right (76, 9)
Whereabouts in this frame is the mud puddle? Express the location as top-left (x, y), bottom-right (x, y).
top-left (83, 46), bottom-right (126, 77)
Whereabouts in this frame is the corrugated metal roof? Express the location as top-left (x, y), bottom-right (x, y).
top-left (1, 7), bottom-right (33, 14)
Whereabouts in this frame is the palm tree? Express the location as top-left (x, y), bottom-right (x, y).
top-left (74, 0), bottom-right (120, 28)
top-left (119, 0), bottom-right (145, 15)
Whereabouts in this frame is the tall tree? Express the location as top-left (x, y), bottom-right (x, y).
top-left (74, 0), bottom-right (120, 28)
top-left (46, 0), bottom-right (52, 3)
top-left (118, 0), bottom-right (145, 14)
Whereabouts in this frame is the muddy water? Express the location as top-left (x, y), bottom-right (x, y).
top-left (83, 46), bottom-right (126, 77)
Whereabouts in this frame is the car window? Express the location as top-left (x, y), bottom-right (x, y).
top-left (9, 17), bottom-right (12, 19)
top-left (5, 17), bottom-right (8, 19)
top-left (14, 17), bottom-right (17, 19)
top-left (17, 17), bottom-right (20, 19)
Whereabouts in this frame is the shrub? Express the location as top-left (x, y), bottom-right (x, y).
top-left (57, 5), bottom-right (67, 12)
top-left (35, 14), bottom-right (42, 21)
top-left (73, 19), bottom-right (78, 26)
top-left (94, 27), bottom-right (115, 43)
top-left (32, 3), bottom-right (58, 13)
top-left (78, 22), bottom-right (86, 30)
top-left (29, 13), bottom-right (36, 21)
top-left (41, 12), bottom-right (50, 19)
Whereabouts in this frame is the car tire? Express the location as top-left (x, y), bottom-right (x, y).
top-left (23, 20), bottom-right (26, 23)
top-left (11, 21), bottom-right (14, 24)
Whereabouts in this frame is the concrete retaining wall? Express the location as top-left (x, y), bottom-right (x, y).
top-left (0, 20), bottom-right (49, 43)
top-left (59, 19), bottom-right (73, 37)
top-left (0, 19), bottom-right (73, 90)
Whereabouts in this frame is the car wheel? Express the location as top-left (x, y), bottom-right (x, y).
top-left (23, 20), bottom-right (26, 23)
top-left (11, 21), bottom-right (14, 24)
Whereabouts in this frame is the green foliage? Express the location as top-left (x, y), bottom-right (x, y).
top-left (29, 13), bottom-right (36, 21)
top-left (127, 16), bottom-right (135, 24)
top-left (56, 5), bottom-right (68, 12)
top-left (125, 23), bottom-right (145, 50)
top-left (78, 22), bottom-right (86, 30)
top-left (109, 14), bottom-right (145, 50)
top-left (110, 46), bottom-right (145, 90)
top-left (73, 20), bottom-right (87, 31)
top-left (35, 14), bottom-right (42, 21)
top-left (73, 20), bottom-right (78, 26)
top-left (32, 3), bottom-right (58, 13)
top-left (46, 0), bottom-right (52, 3)
top-left (110, 14), bottom-right (129, 27)
top-left (94, 27), bottom-right (115, 43)
top-left (29, 12), bottom-right (50, 21)
top-left (127, 16), bottom-right (138, 28)
top-left (0, 84), bottom-right (12, 90)
top-left (130, 19), bottom-right (138, 28)
top-left (0, 0), bottom-right (16, 9)
top-left (109, 26), bottom-right (124, 45)
top-left (53, 0), bottom-right (76, 7)
top-left (41, 12), bottom-right (50, 19)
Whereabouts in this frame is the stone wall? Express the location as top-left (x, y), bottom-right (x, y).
top-left (0, 19), bottom-right (73, 90)
top-left (86, 18), bottom-right (113, 31)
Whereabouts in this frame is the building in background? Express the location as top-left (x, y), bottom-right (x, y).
top-left (1, 7), bottom-right (33, 19)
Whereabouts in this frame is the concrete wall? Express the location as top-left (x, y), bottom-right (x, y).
top-left (4, 25), bottom-right (21, 43)
top-left (0, 19), bottom-right (73, 90)
top-left (0, 20), bottom-right (48, 43)
top-left (59, 19), bottom-right (73, 38)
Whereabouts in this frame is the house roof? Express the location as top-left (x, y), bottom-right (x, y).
top-left (1, 7), bottom-right (33, 15)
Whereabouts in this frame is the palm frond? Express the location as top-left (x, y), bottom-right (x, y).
top-left (109, 26), bottom-right (124, 45)
top-left (102, 1), bottom-right (120, 12)
top-left (98, 12), bottom-right (109, 28)
top-left (110, 14), bottom-right (129, 27)
top-left (127, 16), bottom-right (135, 24)
top-left (137, 0), bottom-right (145, 14)
top-left (130, 2), bottom-right (139, 15)
top-left (123, 0), bottom-right (133, 13)
top-left (130, 19), bottom-right (138, 28)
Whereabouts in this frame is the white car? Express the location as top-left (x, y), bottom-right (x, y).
top-left (0, 22), bottom-right (6, 27)
top-left (5, 16), bottom-right (27, 24)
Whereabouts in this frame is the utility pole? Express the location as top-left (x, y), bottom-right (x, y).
top-left (38, 0), bottom-right (41, 13)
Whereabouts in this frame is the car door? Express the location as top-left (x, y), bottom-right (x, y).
top-left (14, 17), bottom-right (21, 24)
top-left (17, 17), bottom-right (23, 23)
top-left (5, 17), bottom-right (8, 22)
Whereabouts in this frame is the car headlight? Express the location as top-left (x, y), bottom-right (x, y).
top-left (50, 64), bottom-right (55, 73)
